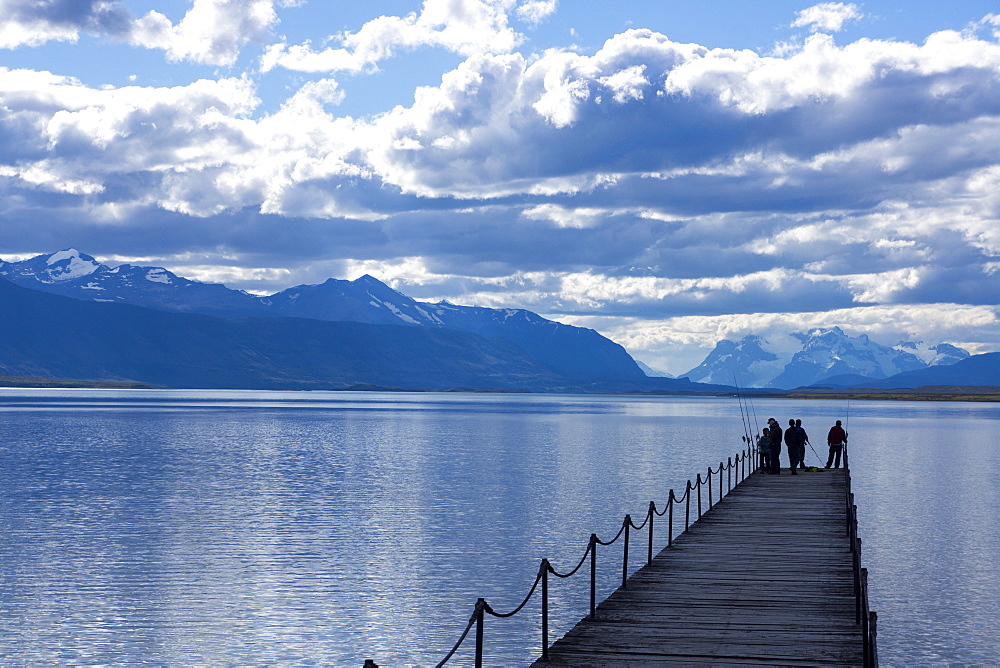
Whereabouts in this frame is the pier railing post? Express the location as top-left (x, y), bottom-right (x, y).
top-left (589, 534), bottom-right (597, 619)
top-left (540, 560), bottom-right (549, 662)
top-left (860, 567), bottom-right (870, 665)
top-left (667, 491), bottom-right (674, 547)
top-left (708, 468), bottom-right (713, 508)
top-left (474, 598), bottom-right (485, 668)
top-left (854, 537), bottom-right (862, 624)
top-left (647, 501), bottom-right (655, 566)
top-left (622, 515), bottom-right (631, 589)
top-left (726, 458), bottom-right (731, 494)
top-left (868, 611), bottom-right (878, 667)
top-left (685, 481), bottom-right (691, 531)
top-left (696, 476), bottom-right (702, 519)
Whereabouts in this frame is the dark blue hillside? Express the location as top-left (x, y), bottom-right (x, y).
top-left (428, 303), bottom-right (645, 381)
top-left (0, 279), bottom-right (568, 390)
top-left (263, 275), bottom-right (646, 381)
top-left (856, 352), bottom-right (1000, 389)
top-left (2, 251), bottom-right (645, 382)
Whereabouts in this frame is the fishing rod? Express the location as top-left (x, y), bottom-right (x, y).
top-left (845, 397), bottom-right (851, 458)
top-left (805, 434), bottom-right (825, 466)
top-left (745, 384), bottom-right (761, 439)
top-left (732, 373), bottom-right (752, 447)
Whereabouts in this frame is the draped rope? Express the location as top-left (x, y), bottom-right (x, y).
top-left (436, 443), bottom-right (761, 665)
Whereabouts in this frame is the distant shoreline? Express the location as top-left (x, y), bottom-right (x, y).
top-left (747, 386), bottom-right (1000, 403)
top-left (0, 374), bottom-right (154, 389)
top-left (2, 374), bottom-right (998, 401)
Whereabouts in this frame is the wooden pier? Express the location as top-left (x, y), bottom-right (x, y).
top-left (533, 469), bottom-right (865, 666)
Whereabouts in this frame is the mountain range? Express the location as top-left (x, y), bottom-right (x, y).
top-left (2, 249), bottom-right (995, 392)
top-left (0, 249), bottom-right (645, 384)
top-left (1, 249), bottom-right (733, 392)
top-left (682, 327), bottom-right (973, 389)
top-left (0, 277), bottom-right (569, 389)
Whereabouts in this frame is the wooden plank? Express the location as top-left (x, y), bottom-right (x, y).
top-left (531, 469), bottom-right (864, 666)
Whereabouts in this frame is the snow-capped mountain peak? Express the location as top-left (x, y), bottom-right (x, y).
top-left (684, 327), bottom-right (970, 389)
top-left (894, 340), bottom-right (971, 367)
top-left (39, 249), bottom-right (101, 282)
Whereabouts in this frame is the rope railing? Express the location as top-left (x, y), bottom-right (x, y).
top-left (431, 442), bottom-right (759, 667)
top-left (844, 444), bottom-right (879, 667)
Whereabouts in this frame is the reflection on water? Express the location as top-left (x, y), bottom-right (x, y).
top-left (1, 390), bottom-right (998, 664)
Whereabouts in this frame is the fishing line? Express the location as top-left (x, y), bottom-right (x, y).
top-left (745, 386), bottom-right (761, 438)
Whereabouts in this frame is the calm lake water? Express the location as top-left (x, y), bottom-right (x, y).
top-left (1, 390), bottom-right (998, 665)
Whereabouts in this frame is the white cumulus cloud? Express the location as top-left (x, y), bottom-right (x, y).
top-left (791, 2), bottom-right (862, 33)
top-left (261, 0), bottom-right (522, 74)
top-left (516, 0), bottom-right (558, 25)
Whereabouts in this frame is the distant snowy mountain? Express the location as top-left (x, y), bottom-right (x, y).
top-left (636, 361), bottom-right (674, 378)
top-left (683, 327), bottom-right (970, 389)
top-left (1, 249), bottom-right (644, 382)
top-left (680, 335), bottom-right (782, 387)
top-left (893, 341), bottom-right (971, 367)
top-left (0, 249), bottom-right (265, 317)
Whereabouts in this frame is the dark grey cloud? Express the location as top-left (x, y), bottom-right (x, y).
top-left (2, 0), bottom-right (136, 36)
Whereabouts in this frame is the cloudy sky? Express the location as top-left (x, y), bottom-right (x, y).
top-left (2, 0), bottom-right (999, 373)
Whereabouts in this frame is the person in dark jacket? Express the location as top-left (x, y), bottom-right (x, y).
top-left (795, 419), bottom-right (809, 470)
top-left (826, 420), bottom-right (848, 468)
top-left (768, 418), bottom-right (783, 474)
top-left (784, 419), bottom-right (802, 474)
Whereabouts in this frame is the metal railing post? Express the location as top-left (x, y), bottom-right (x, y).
top-left (861, 567), bottom-right (870, 665)
top-left (647, 501), bottom-right (655, 566)
top-left (708, 468), bottom-right (713, 508)
top-left (854, 537), bottom-right (862, 624)
top-left (622, 515), bottom-right (631, 589)
top-left (727, 457), bottom-right (732, 492)
top-left (696, 475), bottom-right (702, 519)
top-left (668, 492), bottom-right (674, 547)
top-left (868, 611), bottom-right (878, 667)
top-left (540, 560), bottom-right (549, 662)
top-left (589, 534), bottom-right (597, 619)
top-left (848, 494), bottom-right (856, 537)
top-left (685, 481), bottom-right (691, 531)
top-left (474, 599), bottom-right (485, 668)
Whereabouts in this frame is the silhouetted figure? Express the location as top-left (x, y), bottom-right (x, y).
top-left (768, 418), bottom-right (783, 474)
top-left (756, 429), bottom-right (771, 472)
top-left (826, 420), bottom-right (848, 468)
top-left (784, 419), bottom-right (802, 474)
top-left (795, 418), bottom-right (809, 469)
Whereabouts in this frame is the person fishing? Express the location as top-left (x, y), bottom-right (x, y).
top-left (826, 419), bottom-right (848, 468)
top-left (795, 419), bottom-right (810, 470)
top-left (756, 428), bottom-right (771, 472)
top-left (784, 419), bottom-right (803, 474)
top-left (767, 418), bottom-right (783, 474)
